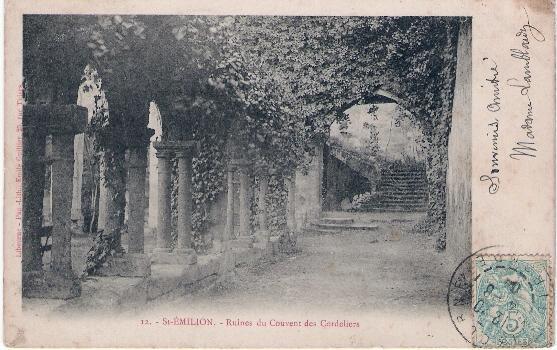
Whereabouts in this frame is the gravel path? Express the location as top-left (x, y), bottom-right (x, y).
top-left (147, 215), bottom-right (455, 314)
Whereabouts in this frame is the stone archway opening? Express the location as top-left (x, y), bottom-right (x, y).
top-left (322, 95), bottom-right (427, 215)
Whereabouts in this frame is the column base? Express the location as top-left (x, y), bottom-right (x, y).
top-left (230, 235), bottom-right (254, 249)
top-left (151, 249), bottom-right (197, 265)
top-left (22, 270), bottom-right (81, 300)
top-left (218, 241), bottom-right (236, 274)
top-left (255, 229), bottom-right (270, 243)
top-left (96, 253), bottom-right (151, 277)
top-left (212, 239), bottom-right (224, 253)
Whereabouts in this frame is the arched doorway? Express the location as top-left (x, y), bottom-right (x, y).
top-left (322, 94), bottom-right (427, 214)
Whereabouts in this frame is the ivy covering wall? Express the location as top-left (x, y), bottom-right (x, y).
top-left (24, 16), bottom-right (464, 275)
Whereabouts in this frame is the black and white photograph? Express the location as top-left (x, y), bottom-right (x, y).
top-left (4, 1), bottom-right (554, 347)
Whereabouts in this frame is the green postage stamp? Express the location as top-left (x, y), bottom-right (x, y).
top-left (473, 255), bottom-right (552, 347)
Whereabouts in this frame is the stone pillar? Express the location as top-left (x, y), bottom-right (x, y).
top-left (257, 175), bottom-right (269, 242)
top-left (22, 104), bottom-right (86, 299)
top-left (238, 166), bottom-right (250, 237)
top-left (71, 133), bottom-right (84, 224)
top-left (147, 146), bottom-right (158, 232)
top-left (50, 130), bottom-right (75, 274)
top-left (127, 139), bottom-right (149, 254)
top-left (295, 142), bottom-right (323, 229)
top-left (174, 143), bottom-right (196, 264)
top-left (151, 141), bottom-right (197, 265)
top-left (147, 103), bottom-right (162, 233)
top-left (446, 18), bottom-right (472, 262)
top-left (219, 162), bottom-right (236, 273)
top-left (286, 174), bottom-right (297, 231)
top-left (96, 130), bottom-right (152, 277)
top-left (232, 160), bottom-right (254, 248)
top-left (97, 161), bottom-right (107, 231)
top-left (153, 142), bottom-right (173, 254)
top-left (102, 148), bottom-right (126, 251)
top-left (222, 164), bottom-right (236, 248)
top-left (21, 106), bottom-right (48, 277)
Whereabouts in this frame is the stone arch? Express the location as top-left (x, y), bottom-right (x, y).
top-left (294, 17), bottom-right (471, 262)
top-left (323, 88), bottom-right (427, 212)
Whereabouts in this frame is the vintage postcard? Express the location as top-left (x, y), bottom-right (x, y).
top-left (3, 0), bottom-right (555, 347)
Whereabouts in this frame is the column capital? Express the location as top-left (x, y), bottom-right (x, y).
top-left (154, 140), bottom-right (199, 159)
top-left (173, 141), bottom-right (198, 159)
top-left (153, 141), bottom-right (175, 159)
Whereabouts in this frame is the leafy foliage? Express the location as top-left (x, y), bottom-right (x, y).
top-left (83, 229), bottom-right (125, 277)
top-left (24, 15), bottom-right (462, 254)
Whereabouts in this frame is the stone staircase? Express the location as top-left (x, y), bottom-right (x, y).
top-left (305, 217), bottom-right (379, 235)
top-left (364, 165), bottom-right (428, 212)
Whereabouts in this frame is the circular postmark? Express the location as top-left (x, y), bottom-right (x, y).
top-left (447, 246), bottom-right (496, 344)
top-left (473, 256), bottom-right (550, 347)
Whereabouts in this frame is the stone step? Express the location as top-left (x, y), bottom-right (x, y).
top-left (381, 174), bottom-right (425, 179)
top-left (380, 193), bottom-right (428, 198)
top-left (380, 196), bottom-right (428, 201)
top-left (381, 192), bottom-right (428, 197)
top-left (363, 201), bottom-right (427, 207)
top-left (380, 187), bottom-right (427, 191)
top-left (380, 198), bottom-right (428, 203)
top-left (319, 217), bottom-right (355, 225)
top-left (55, 245), bottom-right (272, 312)
top-left (380, 184), bottom-right (428, 189)
top-left (380, 178), bottom-right (427, 184)
top-left (379, 202), bottom-right (427, 207)
top-left (380, 183), bottom-right (427, 188)
top-left (382, 169), bottom-right (425, 174)
top-left (380, 179), bottom-right (427, 184)
top-left (380, 190), bottom-right (427, 194)
top-left (304, 227), bottom-right (343, 235)
top-left (377, 201), bottom-right (427, 207)
top-left (381, 171), bottom-right (425, 176)
top-left (365, 207), bottom-right (427, 212)
top-left (310, 222), bottom-right (379, 231)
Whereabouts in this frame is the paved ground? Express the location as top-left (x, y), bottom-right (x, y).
top-left (147, 211), bottom-right (455, 313)
top-left (24, 211), bottom-right (471, 347)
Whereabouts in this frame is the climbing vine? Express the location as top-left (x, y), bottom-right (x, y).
top-left (25, 15), bottom-right (463, 261)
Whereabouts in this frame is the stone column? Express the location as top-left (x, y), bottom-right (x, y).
top-left (147, 145), bottom-right (158, 232)
top-left (219, 162), bottom-right (236, 273)
top-left (102, 148), bottom-right (126, 251)
top-left (21, 106), bottom-right (48, 277)
top-left (174, 143), bottom-right (196, 264)
top-left (22, 104), bottom-right (86, 299)
top-left (71, 133), bottom-right (84, 225)
top-left (232, 160), bottom-right (254, 248)
top-left (446, 18), bottom-right (472, 262)
top-left (147, 103), bottom-right (162, 233)
top-left (238, 166), bottom-right (250, 236)
top-left (97, 130), bottom-right (152, 277)
top-left (153, 142), bottom-right (173, 254)
top-left (127, 139), bottom-right (149, 254)
top-left (286, 174), bottom-right (297, 231)
top-left (257, 175), bottom-right (269, 242)
top-left (151, 141), bottom-right (197, 265)
top-left (222, 164), bottom-right (236, 247)
top-left (96, 161), bottom-right (107, 231)
top-left (50, 130), bottom-right (75, 274)
top-left (294, 142), bottom-right (323, 229)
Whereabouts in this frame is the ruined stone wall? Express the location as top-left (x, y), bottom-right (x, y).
top-left (445, 19), bottom-right (472, 261)
top-left (295, 144), bottom-right (323, 229)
